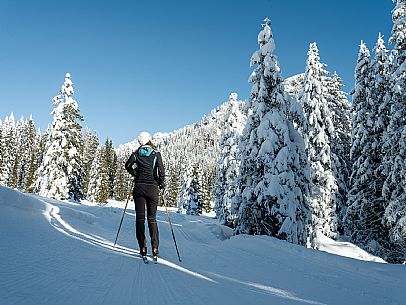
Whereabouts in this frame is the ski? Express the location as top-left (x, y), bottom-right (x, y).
top-left (142, 256), bottom-right (149, 264)
top-left (152, 255), bottom-right (158, 264)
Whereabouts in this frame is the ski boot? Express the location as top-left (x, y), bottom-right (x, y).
top-left (152, 248), bottom-right (159, 264)
top-left (140, 247), bottom-right (148, 264)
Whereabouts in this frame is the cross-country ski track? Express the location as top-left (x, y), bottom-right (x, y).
top-left (0, 186), bottom-right (404, 305)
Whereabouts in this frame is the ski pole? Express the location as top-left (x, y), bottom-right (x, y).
top-left (113, 179), bottom-right (135, 248)
top-left (162, 193), bottom-right (182, 262)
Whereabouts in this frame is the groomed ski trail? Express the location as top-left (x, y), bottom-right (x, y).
top-left (0, 186), bottom-right (405, 305)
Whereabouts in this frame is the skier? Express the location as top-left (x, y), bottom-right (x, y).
top-left (125, 132), bottom-right (165, 262)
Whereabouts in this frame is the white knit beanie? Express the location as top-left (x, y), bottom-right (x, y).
top-left (138, 131), bottom-right (152, 146)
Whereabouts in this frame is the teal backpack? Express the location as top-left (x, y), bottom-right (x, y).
top-left (138, 146), bottom-right (158, 169)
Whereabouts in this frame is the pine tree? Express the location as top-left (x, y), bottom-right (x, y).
top-left (8, 116), bottom-right (25, 189)
top-left (201, 163), bottom-right (215, 213)
top-left (98, 142), bottom-right (112, 203)
top-left (234, 19), bottom-right (310, 245)
top-left (345, 42), bottom-right (372, 238)
top-left (0, 120), bottom-right (3, 177)
top-left (23, 117), bottom-right (41, 193)
top-left (86, 139), bottom-right (111, 204)
top-left (300, 43), bottom-right (338, 246)
top-left (381, 0), bottom-right (406, 263)
top-left (213, 93), bottom-right (247, 227)
top-left (87, 146), bottom-right (104, 203)
top-left (63, 87), bottom-right (84, 201)
top-left (187, 164), bottom-right (203, 215)
top-left (178, 162), bottom-right (203, 215)
top-left (29, 131), bottom-right (47, 192)
top-left (113, 148), bottom-right (132, 201)
top-left (35, 94), bottom-right (67, 198)
top-left (103, 138), bottom-right (117, 198)
top-left (345, 40), bottom-right (391, 258)
top-left (165, 161), bottom-right (181, 207)
top-left (36, 130), bottom-right (46, 166)
top-left (82, 129), bottom-right (99, 196)
top-left (349, 42), bottom-right (371, 167)
top-left (369, 34), bottom-right (393, 227)
top-left (0, 114), bottom-right (16, 186)
top-left (324, 73), bottom-right (352, 234)
top-left (178, 163), bottom-right (191, 214)
top-left (35, 73), bottom-right (84, 201)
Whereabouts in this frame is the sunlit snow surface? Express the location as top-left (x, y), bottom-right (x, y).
top-left (0, 186), bottom-right (404, 305)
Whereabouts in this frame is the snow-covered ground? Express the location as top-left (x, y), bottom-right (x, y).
top-left (0, 186), bottom-right (404, 305)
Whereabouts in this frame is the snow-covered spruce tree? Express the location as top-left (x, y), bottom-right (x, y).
top-left (86, 146), bottom-right (104, 203)
top-left (165, 161), bottom-right (182, 207)
top-left (178, 162), bottom-right (203, 215)
top-left (19, 117), bottom-right (39, 192)
top-left (29, 130), bottom-right (47, 191)
top-left (178, 162), bottom-right (191, 214)
top-left (213, 93), bottom-right (247, 227)
top-left (8, 116), bottom-right (25, 189)
top-left (300, 43), bottom-right (338, 246)
top-left (234, 19), bottom-right (310, 245)
top-left (82, 128), bottom-right (99, 196)
top-left (371, 33), bottom-right (401, 262)
top-left (23, 117), bottom-right (41, 193)
top-left (370, 34), bottom-right (393, 189)
top-left (35, 73), bottom-right (84, 201)
top-left (0, 113), bottom-right (16, 186)
top-left (381, 0), bottom-right (406, 263)
top-left (64, 92), bottom-right (84, 201)
top-left (87, 141), bottom-right (110, 204)
top-left (0, 118), bottom-right (6, 185)
top-left (103, 138), bottom-right (117, 198)
top-left (98, 141), bottom-right (113, 203)
top-left (345, 40), bottom-right (391, 258)
top-left (324, 73), bottom-right (352, 234)
top-left (348, 42), bottom-right (371, 168)
top-left (346, 43), bottom-right (372, 233)
top-left (187, 164), bottom-right (203, 215)
top-left (201, 163), bottom-right (216, 213)
top-left (0, 120), bottom-right (3, 176)
top-left (8, 116), bottom-right (32, 190)
top-left (113, 147), bottom-right (132, 201)
top-left (345, 42), bottom-right (371, 236)
top-left (0, 115), bottom-right (41, 192)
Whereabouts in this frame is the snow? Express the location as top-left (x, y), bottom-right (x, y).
top-left (1, 186), bottom-right (405, 305)
top-left (314, 234), bottom-right (386, 263)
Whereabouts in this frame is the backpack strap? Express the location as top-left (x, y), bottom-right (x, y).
top-left (138, 146), bottom-right (159, 176)
top-left (152, 151), bottom-right (157, 170)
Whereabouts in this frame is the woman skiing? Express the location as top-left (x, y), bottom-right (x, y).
top-left (125, 131), bottom-right (165, 260)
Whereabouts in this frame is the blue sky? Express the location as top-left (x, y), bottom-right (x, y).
top-left (0, 0), bottom-right (394, 146)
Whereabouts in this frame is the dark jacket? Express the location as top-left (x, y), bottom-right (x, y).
top-left (125, 145), bottom-right (165, 188)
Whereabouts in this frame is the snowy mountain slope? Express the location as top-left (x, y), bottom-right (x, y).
top-left (0, 186), bottom-right (405, 305)
top-left (115, 95), bottom-right (243, 156)
top-left (116, 76), bottom-right (308, 155)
